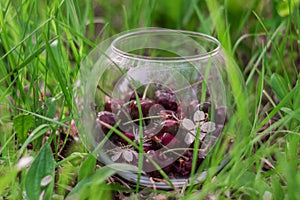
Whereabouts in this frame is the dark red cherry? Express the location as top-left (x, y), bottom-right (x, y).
top-left (149, 103), bottom-right (164, 116)
top-left (129, 98), bottom-right (154, 120)
top-left (155, 90), bottom-right (178, 111)
top-left (159, 120), bottom-right (179, 135)
top-left (143, 145), bottom-right (150, 153)
top-left (128, 90), bottom-right (143, 101)
top-left (199, 102), bottom-right (211, 113)
top-left (120, 132), bottom-right (135, 144)
top-left (160, 132), bottom-right (179, 146)
top-left (104, 98), bottom-right (124, 112)
top-left (97, 111), bottom-right (117, 134)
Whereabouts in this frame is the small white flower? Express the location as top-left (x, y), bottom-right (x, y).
top-left (182, 110), bottom-right (216, 145)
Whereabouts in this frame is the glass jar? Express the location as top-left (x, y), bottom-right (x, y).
top-left (74, 28), bottom-right (228, 189)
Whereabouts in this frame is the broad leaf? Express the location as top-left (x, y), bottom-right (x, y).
top-left (78, 154), bottom-right (96, 182)
top-left (25, 144), bottom-right (55, 200)
top-left (13, 114), bottom-right (34, 143)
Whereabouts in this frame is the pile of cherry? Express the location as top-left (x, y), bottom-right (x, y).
top-left (96, 89), bottom-right (225, 178)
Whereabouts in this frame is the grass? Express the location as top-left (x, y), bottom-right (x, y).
top-left (0, 0), bottom-right (299, 199)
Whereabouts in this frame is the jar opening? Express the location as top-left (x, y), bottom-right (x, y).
top-left (111, 29), bottom-right (220, 61)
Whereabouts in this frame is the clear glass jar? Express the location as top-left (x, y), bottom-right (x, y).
top-left (74, 28), bottom-right (228, 189)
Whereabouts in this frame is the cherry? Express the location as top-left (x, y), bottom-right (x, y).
top-left (143, 145), bottom-right (150, 153)
top-left (199, 102), bottom-right (211, 113)
top-left (159, 120), bottom-right (179, 135)
top-left (120, 132), bottom-right (135, 144)
top-left (96, 111), bottom-right (117, 134)
top-left (148, 103), bottom-right (164, 116)
top-left (129, 98), bottom-right (154, 121)
top-left (160, 132), bottom-right (179, 147)
top-left (128, 90), bottom-right (143, 101)
top-left (98, 88), bottom-right (220, 179)
top-left (155, 90), bottom-right (178, 111)
top-left (104, 98), bottom-right (124, 112)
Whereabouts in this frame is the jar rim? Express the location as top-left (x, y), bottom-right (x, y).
top-left (111, 28), bottom-right (221, 62)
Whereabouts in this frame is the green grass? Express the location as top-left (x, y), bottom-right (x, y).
top-left (0, 0), bottom-right (299, 199)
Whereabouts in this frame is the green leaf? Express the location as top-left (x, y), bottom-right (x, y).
top-left (78, 154), bottom-right (96, 182)
top-left (13, 114), bottom-right (34, 143)
top-left (45, 98), bottom-right (57, 119)
top-left (18, 124), bottom-right (51, 157)
top-left (25, 144), bottom-right (55, 200)
top-left (270, 73), bottom-right (289, 102)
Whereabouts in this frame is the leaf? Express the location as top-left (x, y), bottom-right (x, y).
top-left (182, 118), bottom-right (195, 130)
top-left (13, 114), bottom-right (34, 143)
top-left (45, 98), bottom-right (57, 119)
top-left (194, 110), bottom-right (205, 122)
top-left (122, 150), bottom-right (133, 162)
top-left (19, 124), bottom-right (51, 156)
top-left (78, 154), bottom-right (96, 182)
top-left (25, 144), bottom-right (55, 200)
